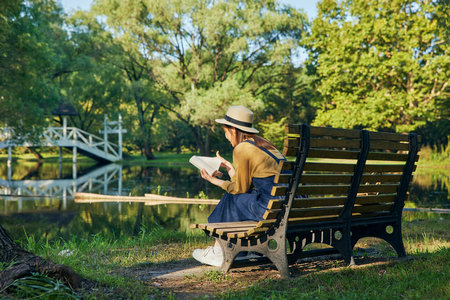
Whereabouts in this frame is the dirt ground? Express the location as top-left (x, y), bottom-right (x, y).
top-left (104, 251), bottom-right (399, 299)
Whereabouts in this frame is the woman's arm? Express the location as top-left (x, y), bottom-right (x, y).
top-left (200, 169), bottom-right (225, 187)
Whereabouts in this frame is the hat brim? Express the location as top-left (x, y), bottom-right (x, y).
top-left (215, 118), bottom-right (259, 134)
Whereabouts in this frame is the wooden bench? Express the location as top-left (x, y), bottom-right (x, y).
top-left (190, 124), bottom-right (420, 278)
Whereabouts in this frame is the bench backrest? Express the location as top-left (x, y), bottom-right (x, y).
top-left (263, 124), bottom-right (419, 228)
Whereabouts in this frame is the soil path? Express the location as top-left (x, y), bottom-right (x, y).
top-left (112, 254), bottom-right (397, 299)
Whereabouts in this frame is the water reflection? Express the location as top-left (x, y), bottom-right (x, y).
top-left (0, 161), bottom-right (448, 242)
top-left (0, 162), bottom-right (220, 241)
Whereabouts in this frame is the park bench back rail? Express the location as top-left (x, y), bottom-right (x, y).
top-left (191, 124), bottom-right (419, 277)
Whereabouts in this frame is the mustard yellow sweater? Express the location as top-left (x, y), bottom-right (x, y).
top-left (221, 140), bottom-right (284, 194)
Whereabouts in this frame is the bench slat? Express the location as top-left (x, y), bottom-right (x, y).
top-left (265, 206), bottom-right (343, 219)
top-left (268, 193), bottom-right (397, 210)
top-left (190, 221), bottom-right (258, 230)
top-left (369, 131), bottom-right (410, 142)
top-left (304, 162), bottom-right (356, 172)
top-left (284, 148), bottom-right (413, 161)
top-left (286, 124), bottom-right (360, 138)
top-left (275, 174), bottom-right (353, 184)
top-left (370, 140), bottom-right (410, 151)
top-left (364, 164), bottom-right (411, 173)
top-left (272, 183), bottom-right (400, 197)
top-left (286, 124), bottom-right (411, 142)
top-left (286, 138), bottom-right (362, 150)
top-left (353, 203), bottom-right (393, 213)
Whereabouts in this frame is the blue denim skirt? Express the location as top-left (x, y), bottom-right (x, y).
top-left (208, 176), bottom-right (276, 223)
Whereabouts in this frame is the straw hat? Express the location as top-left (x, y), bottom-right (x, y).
top-left (215, 105), bottom-right (259, 134)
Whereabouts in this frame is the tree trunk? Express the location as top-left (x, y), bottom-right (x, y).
top-left (0, 225), bottom-right (81, 291)
top-left (190, 125), bottom-right (210, 156)
top-left (27, 147), bottom-right (43, 160)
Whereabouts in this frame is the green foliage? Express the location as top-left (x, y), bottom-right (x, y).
top-left (258, 116), bottom-right (287, 150)
top-left (93, 0), bottom-right (307, 154)
top-left (0, 0), bottom-right (67, 135)
top-left (305, 0), bottom-right (449, 133)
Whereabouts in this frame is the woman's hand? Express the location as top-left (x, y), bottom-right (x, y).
top-left (200, 169), bottom-right (224, 187)
top-left (216, 151), bottom-right (235, 178)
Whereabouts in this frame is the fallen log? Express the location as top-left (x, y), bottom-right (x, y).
top-left (74, 192), bottom-right (219, 205)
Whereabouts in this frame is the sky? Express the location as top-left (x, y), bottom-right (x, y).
top-left (60, 0), bottom-right (320, 19)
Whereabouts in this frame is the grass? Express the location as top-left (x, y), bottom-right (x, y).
top-left (3, 212), bottom-right (448, 299)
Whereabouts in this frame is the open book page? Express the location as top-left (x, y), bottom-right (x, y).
top-left (189, 155), bottom-right (221, 175)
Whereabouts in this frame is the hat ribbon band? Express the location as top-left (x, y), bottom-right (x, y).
top-left (225, 115), bottom-right (252, 128)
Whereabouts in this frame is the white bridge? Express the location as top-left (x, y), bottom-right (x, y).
top-left (0, 115), bottom-right (125, 163)
top-left (0, 163), bottom-right (123, 211)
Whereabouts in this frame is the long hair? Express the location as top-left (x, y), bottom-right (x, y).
top-left (225, 125), bottom-right (277, 151)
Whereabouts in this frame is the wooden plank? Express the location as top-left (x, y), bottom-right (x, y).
top-left (285, 148), bottom-right (417, 161)
top-left (311, 138), bottom-right (360, 149)
top-left (370, 131), bottom-right (410, 142)
top-left (309, 149), bottom-right (360, 160)
top-left (364, 164), bottom-right (408, 173)
top-left (366, 151), bottom-right (409, 161)
top-left (310, 126), bottom-right (361, 138)
top-left (276, 174), bottom-right (353, 184)
top-left (289, 206), bottom-right (344, 218)
top-left (358, 184), bottom-right (398, 193)
top-left (285, 137), bottom-right (361, 150)
top-left (190, 221), bottom-right (257, 230)
top-left (304, 162), bottom-right (356, 172)
top-left (272, 185), bottom-right (350, 197)
top-left (285, 124), bottom-right (301, 134)
top-left (355, 194), bottom-right (396, 205)
top-left (281, 161), bottom-right (295, 171)
top-left (370, 140), bottom-right (410, 151)
top-left (265, 206), bottom-right (344, 219)
top-left (76, 192), bottom-right (220, 205)
top-left (353, 203), bottom-right (393, 213)
top-left (287, 216), bottom-right (340, 225)
top-left (360, 174), bottom-right (402, 183)
top-left (235, 227), bottom-right (270, 238)
top-left (268, 194), bottom-right (397, 210)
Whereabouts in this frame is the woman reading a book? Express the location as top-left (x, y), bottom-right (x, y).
top-left (192, 105), bottom-right (285, 267)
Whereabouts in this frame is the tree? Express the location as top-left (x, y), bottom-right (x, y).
top-left (93, 0), bottom-right (307, 155)
top-left (0, 224), bottom-right (80, 293)
top-left (304, 0), bottom-right (449, 133)
top-left (66, 11), bottom-right (170, 159)
top-left (0, 0), bottom-right (68, 136)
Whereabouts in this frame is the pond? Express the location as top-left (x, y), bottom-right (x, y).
top-left (0, 160), bottom-right (448, 242)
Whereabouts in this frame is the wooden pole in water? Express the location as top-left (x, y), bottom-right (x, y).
top-left (74, 192), bottom-right (220, 205)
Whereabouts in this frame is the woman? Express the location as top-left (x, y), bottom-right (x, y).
top-left (193, 105), bottom-right (285, 267)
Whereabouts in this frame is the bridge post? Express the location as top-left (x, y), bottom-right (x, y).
top-left (7, 146), bottom-right (12, 181)
top-left (104, 115), bottom-right (108, 154)
top-left (63, 116), bottom-right (67, 138)
top-left (73, 146), bottom-right (77, 179)
top-left (118, 114), bottom-right (123, 159)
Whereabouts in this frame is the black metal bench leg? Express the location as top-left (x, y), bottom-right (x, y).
top-left (351, 222), bottom-right (406, 258)
top-left (332, 229), bottom-right (355, 266)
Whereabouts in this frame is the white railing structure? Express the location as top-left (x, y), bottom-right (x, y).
top-left (0, 115), bottom-right (126, 163)
top-left (0, 164), bottom-right (123, 211)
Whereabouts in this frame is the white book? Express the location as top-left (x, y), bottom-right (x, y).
top-left (189, 155), bottom-right (221, 175)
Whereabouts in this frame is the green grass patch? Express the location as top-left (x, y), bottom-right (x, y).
top-left (4, 213), bottom-right (446, 299)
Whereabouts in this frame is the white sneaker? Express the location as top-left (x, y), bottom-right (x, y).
top-left (192, 246), bottom-right (223, 267)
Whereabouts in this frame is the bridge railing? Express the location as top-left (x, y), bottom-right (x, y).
top-left (42, 127), bottom-right (119, 158)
